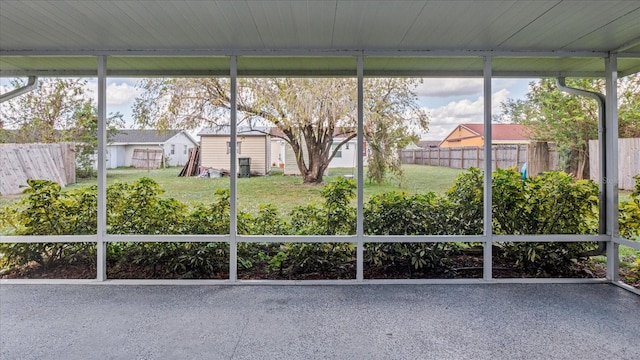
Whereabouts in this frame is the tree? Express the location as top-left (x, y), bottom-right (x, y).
top-left (134, 77), bottom-right (428, 184)
top-left (0, 78), bottom-right (123, 177)
top-left (363, 78), bottom-right (427, 184)
top-left (498, 74), bottom-right (640, 179)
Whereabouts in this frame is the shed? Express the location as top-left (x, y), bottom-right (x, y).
top-left (198, 126), bottom-right (271, 175)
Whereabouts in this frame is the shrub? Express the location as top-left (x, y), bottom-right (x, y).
top-left (363, 191), bottom-right (456, 273)
top-left (619, 174), bottom-right (640, 240)
top-left (492, 170), bottom-right (600, 275)
top-left (107, 178), bottom-right (188, 234)
top-left (445, 167), bottom-right (484, 235)
top-left (107, 241), bottom-right (229, 279)
top-left (288, 177), bottom-right (356, 235)
top-left (185, 189), bottom-right (231, 234)
top-left (246, 178), bottom-right (356, 278)
top-left (0, 180), bottom-right (96, 271)
top-left (0, 169), bottom-right (618, 279)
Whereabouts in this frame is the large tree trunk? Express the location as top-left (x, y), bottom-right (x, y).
top-left (300, 147), bottom-right (329, 184)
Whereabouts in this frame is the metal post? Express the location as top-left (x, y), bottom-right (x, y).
top-left (229, 56), bottom-right (238, 282)
top-left (555, 77), bottom-right (607, 235)
top-left (356, 55), bottom-right (364, 281)
top-left (483, 56), bottom-right (493, 281)
top-left (97, 56), bottom-right (107, 281)
top-left (605, 55), bottom-right (619, 281)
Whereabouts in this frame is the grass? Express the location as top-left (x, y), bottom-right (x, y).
top-left (0, 165), bottom-right (464, 214)
top-left (102, 165), bottom-right (464, 214)
top-left (1, 165), bottom-right (636, 214)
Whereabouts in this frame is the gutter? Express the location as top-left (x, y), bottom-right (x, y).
top-left (0, 76), bottom-right (38, 103)
top-left (555, 77), bottom-right (606, 256)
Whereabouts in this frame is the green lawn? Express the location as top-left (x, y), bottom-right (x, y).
top-left (100, 165), bottom-right (464, 214)
top-left (1, 165), bottom-right (635, 213)
top-left (0, 165), bottom-right (464, 213)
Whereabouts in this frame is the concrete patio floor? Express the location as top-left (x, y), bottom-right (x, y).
top-left (1, 284), bottom-right (638, 360)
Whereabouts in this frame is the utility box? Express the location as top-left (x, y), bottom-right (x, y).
top-left (239, 157), bottom-right (251, 178)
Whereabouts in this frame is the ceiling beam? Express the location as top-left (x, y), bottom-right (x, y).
top-left (0, 68), bottom-right (617, 78)
top-left (0, 48), bottom-right (609, 58)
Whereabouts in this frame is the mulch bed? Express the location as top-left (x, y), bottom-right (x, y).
top-left (5, 255), bottom-right (636, 290)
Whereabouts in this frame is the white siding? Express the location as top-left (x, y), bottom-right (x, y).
top-left (284, 142), bottom-right (305, 175)
top-left (164, 132), bottom-right (197, 166)
top-left (106, 145), bottom-right (126, 169)
top-left (328, 139), bottom-right (364, 168)
top-left (284, 138), bottom-right (367, 175)
top-left (270, 139), bottom-right (285, 168)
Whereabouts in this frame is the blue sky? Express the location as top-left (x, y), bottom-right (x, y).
top-left (2, 77), bottom-right (535, 141)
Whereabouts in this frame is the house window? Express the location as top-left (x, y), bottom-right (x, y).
top-left (227, 141), bottom-right (241, 154)
top-left (332, 144), bottom-right (342, 158)
top-left (170, 144), bottom-right (175, 155)
top-left (184, 145), bottom-right (187, 155)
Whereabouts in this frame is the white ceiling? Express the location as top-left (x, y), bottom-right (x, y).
top-left (1, 0), bottom-right (639, 77)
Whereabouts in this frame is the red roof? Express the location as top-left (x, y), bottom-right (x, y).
top-left (459, 124), bottom-right (530, 141)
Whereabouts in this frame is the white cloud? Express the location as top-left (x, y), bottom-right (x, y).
top-left (106, 82), bottom-right (142, 106)
top-left (83, 81), bottom-right (142, 107)
top-left (416, 78), bottom-right (483, 97)
top-left (420, 89), bottom-right (511, 140)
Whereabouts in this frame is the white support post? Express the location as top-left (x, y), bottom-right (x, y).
top-left (483, 56), bottom-right (493, 281)
top-left (356, 56), bottom-right (364, 282)
top-left (97, 56), bottom-right (107, 281)
top-left (229, 56), bottom-right (238, 282)
top-left (605, 55), bottom-right (619, 281)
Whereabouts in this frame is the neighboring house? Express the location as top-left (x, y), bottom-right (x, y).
top-left (270, 128), bottom-right (286, 169)
top-left (107, 129), bottom-right (197, 168)
top-left (403, 142), bottom-right (422, 150)
top-left (417, 140), bottom-right (441, 149)
top-left (439, 124), bottom-right (531, 148)
top-left (198, 126), bottom-right (271, 175)
top-left (277, 132), bottom-right (368, 176)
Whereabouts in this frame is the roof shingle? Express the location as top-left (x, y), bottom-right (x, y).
top-left (110, 130), bottom-right (181, 143)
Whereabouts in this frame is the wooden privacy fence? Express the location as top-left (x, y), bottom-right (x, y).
top-left (589, 138), bottom-right (640, 191)
top-left (0, 142), bottom-right (76, 195)
top-left (399, 144), bottom-right (530, 172)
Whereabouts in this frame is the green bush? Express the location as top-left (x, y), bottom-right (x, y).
top-left (363, 191), bottom-right (456, 273)
top-left (286, 177), bottom-right (356, 236)
top-left (245, 178), bottom-right (356, 278)
top-left (185, 189), bottom-right (231, 234)
top-left (107, 241), bottom-right (229, 279)
top-left (107, 178), bottom-right (188, 234)
top-left (445, 167), bottom-right (484, 235)
top-left (619, 174), bottom-right (640, 240)
top-left (0, 180), bottom-right (96, 271)
top-left (491, 170), bottom-right (599, 275)
top-left (1, 170), bottom-right (623, 278)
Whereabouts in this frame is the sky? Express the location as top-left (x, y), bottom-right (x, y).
top-left (2, 77), bottom-right (535, 141)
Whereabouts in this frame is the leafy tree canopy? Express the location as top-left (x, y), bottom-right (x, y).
top-left (0, 78), bottom-right (124, 176)
top-left (498, 74), bottom-right (640, 179)
top-left (134, 78), bottom-right (428, 184)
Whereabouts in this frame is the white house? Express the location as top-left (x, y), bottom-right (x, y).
top-left (281, 136), bottom-right (368, 176)
top-left (107, 130), bottom-right (198, 169)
